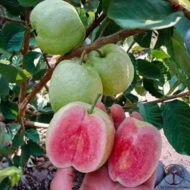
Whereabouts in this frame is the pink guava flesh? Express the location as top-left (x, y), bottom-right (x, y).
top-left (110, 104), bottom-right (125, 129)
top-left (108, 117), bottom-right (161, 187)
top-left (47, 103), bottom-right (114, 173)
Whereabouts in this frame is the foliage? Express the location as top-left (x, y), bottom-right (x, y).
top-left (0, 0), bottom-right (190, 188)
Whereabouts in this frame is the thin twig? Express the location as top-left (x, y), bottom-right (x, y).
top-left (85, 12), bottom-right (106, 38)
top-left (25, 120), bottom-right (49, 129)
top-left (0, 16), bottom-right (26, 24)
top-left (43, 53), bottom-right (51, 69)
top-left (127, 40), bottom-right (135, 53)
top-left (124, 91), bottom-right (190, 109)
top-left (18, 10), bottom-right (31, 123)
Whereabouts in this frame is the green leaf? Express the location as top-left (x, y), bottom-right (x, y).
top-left (167, 31), bottom-right (190, 78)
top-left (175, 16), bottom-right (190, 38)
top-left (138, 102), bottom-right (163, 129)
top-left (155, 27), bottom-right (173, 49)
top-left (27, 140), bottom-right (45, 156)
top-left (137, 59), bottom-right (162, 80)
top-left (0, 62), bottom-right (26, 83)
top-left (102, 0), bottom-right (182, 29)
top-left (0, 75), bottom-right (9, 98)
top-left (134, 31), bottom-right (152, 48)
top-left (0, 23), bottom-right (26, 52)
top-left (143, 78), bottom-right (163, 98)
top-left (23, 51), bottom-right (42, 74)
top-left (18, 0), bottom-right (42, 7)
top-left (150, 49), bottom-right (170, 60)
top-left (12, 132), bottom-right (24, 147)
top-left (0, 178), bottom-right (10, 190)
top-left (21, 144), bottom-right (30, 167)
top-left (161, 100), bottom-right (190, 155)
top-left (0, 0), bottom-right (24, 16)
top-left (0, 167), bottom-right (22, 184)
top-left (0, 101), bottom-right (18, 120)
top-left (0, 122), bottom-right (5, 148)
top-left (25, 129), bottom-right (40, 143)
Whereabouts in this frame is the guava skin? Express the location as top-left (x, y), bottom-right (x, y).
top-left (30, 0), bottom-right (85, 55)
top-left (49, 60), bottom-right (103, 111)
top-left (185, 29), bottom-right (190, 54)
top-left (87, 44), bottom-right (134, 96)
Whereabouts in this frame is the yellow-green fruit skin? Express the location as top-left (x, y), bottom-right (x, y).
top-left (49, 60), bottom-right (103, 111)
top-left (87, 44), bottom-right (134, 96)
top-left (30, 0), bottom-right (85, 55)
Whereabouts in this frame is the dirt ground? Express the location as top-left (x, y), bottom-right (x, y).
top-left (160, 129), bottom-right (190, 170)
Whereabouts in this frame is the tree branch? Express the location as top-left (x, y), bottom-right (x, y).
top-left (148, 90), bottom-right (190, 104)
top-left (19, 28), bottom-right (145, 115)
top-left (124, 91), bottom-right (190, 109)
top-left (25, 120), bottom-right (49, 129)
top-left (0, 16), bottom-right (26, 24)
top-left (18, 10), bottom-right (31, 123)
top-left (85, 12), bottom-right (106, 38)
top-left (165, 0), bottom-right (190, 20)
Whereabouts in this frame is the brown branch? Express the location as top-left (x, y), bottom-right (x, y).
top-left (149, 90), bottom-right (190, 104)
top-left (25, 120), bottom-right (49, 129)
top-left (18, 10), bottom-right (31, 123)
top-left (43, 53), bottom-right (51, 69)
top-left (0, 16), bottom-right (26, 24)
top-left (165, 0), bottom-right (190, 19)
top-left (19, 28), bottom-right (145, 116)
top-left (85, 12), bottom-right (106, 38)
top-left (124, 91), bottom-right (190, 109)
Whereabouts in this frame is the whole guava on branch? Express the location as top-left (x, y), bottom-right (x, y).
top-left (30, 0), bottom-right (85, 55)
top-left (87, 44), bottom-right (134, 96)
top-left (108, 116), bottom-right (161, 187)
top-left (46, 102), bottom-right (115, 173)
top-left (49, 60), bottom-right (103, 111)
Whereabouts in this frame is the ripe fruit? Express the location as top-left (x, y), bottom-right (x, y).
top-left (49, 60), bottom-right (103, 111)
top-left (46, 102), bottom-right (115, 173)
top-left (110, 104), bottom-right (125, 129)
top-left (108, 117), bottom-right (161, 187)
top-left (87, 44), bottom-right (134, 96)
top-left (130, 112), bottom-right (143, 121)
top-left (30, 0), bottom-right (85, 55)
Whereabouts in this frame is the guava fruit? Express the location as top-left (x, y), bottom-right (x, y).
top-left (30, 0), bottom-right (85, 55)
top-left (110, 104), bottom-right (125, 129)
top-left (130, 112), bottom-right (143, 121)
top-left (108, 117), bottom-right (161, 187)
top-left (87, 44), bottom-right (134, 96)
top-left (49, 60), bottom-right (103, 111)
top-left (46, 102), bottom-right (115, 173)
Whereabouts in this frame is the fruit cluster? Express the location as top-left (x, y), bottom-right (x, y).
top-left (30, 0), bottom-right (162, 188)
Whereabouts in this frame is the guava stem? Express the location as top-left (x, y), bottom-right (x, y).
top-left (96, 50), bottom-right (105, 58)
top-left (79, 51), bottom-right (86, 65)
top-left (88, 93), bottom-right (102, 114)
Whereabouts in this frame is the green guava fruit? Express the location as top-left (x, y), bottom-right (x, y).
top-left (46, 102), bottom-right (115, 173)
top-left (49, 60), bottom-right (103, 111)
top-left (87, 44), bottom-right (134, 96)
top-left (30, 0), bottom-right (85, 55)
